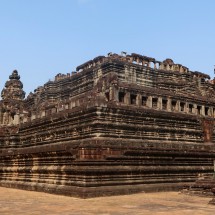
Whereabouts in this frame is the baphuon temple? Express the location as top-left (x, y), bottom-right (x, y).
top-left (1, 52), bottom-right (215, 200)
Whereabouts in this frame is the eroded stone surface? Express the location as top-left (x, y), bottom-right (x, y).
top-left (0, 52), bottom-right (215, 198)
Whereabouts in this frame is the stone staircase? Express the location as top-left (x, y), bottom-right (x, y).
top-left (181, 174), bottom-right (215, 198)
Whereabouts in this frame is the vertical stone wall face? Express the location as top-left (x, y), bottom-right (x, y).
top-left (0, 52), bottom-right (215, 197)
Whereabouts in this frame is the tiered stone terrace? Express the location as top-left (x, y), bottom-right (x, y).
top-left (0, 52), bottom-right (215, 198)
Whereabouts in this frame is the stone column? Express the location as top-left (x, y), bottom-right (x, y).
top-left (125, 92), bottom-right (130, 105)
top-left (176, 101), bottom-right (180, 111)
top-left (183, 102), bottom-right (187, 113)
top-left (41, 110), bottom-right (46, 117)
top-left (201, 105), bottom-right (205, 116)
top-left (166, 64), bottom-right (170, 70)
top-left (137, 94), bottom-right (142, 106)
top-left (146, 96), bottom-right (152, 108)
top-left (209, 107), bottom-right (213, 117)
top-left (179, 66), bottom-right (183, 73)
top-left (23, 116), bottom-right (28, 123)
top-left (191, 104), bottom-right (196, 114)
top-left (185, 103), bottom-right (189, 114)
top-left (3, 112), bottom-right (8, 124)
top-left (110, 85), bottom-right (118, 101)
top-left (13, 114), bottom-right (20, 125)
top-left (178, 101), bottom-right (181, 112)
top-left (167, 98), bottom-right (172, 111)
top-left (125, 67), bottom-right (129, 81)
top-left (8, 114), bottom-right (12, 125)
top-left (109, 86), bottom-right (114, 101)
top-left (31, 114), bottom-right (36, 121)
top-left (158, 97), bottom-right (162, 109)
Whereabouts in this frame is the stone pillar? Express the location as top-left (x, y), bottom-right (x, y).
top-left (125, 92), bottom-right (130, 105)
top-left (3, 112), bottom-right (8, 124)
top-left (23, 116), bottom-right (28, 123)
top-left (31, 114), bottom-right (36, 121)
top-left (183, 102), bottom-right (187, 113)
top-left (109, 86), bottom-right (114, 101)
top-left (201, 105), bottom-right (205, 116)
top-left (8, 114), bottom-right (12, 125)
top-left (178, 101), bottom-right (181, 111)
top-left (209, 107), bottom-right (213, 117)
top-left (158, 97), bottom-right (162, 109)
top-left (167, 98), bottom-right (172, 111)
top-left (192, 104), bottom-right (197, 115)
top-left (175, 101), bottom-right (180, 111)
top-left (185, 103), bottom-right (189, 114)
top-left (125, 67), bottom-right (129, 81)
top-left (113, 87), bottom-right (119, 101)
top-left (71, 101), bottom-right (75, 108)
top-left (41, 110), bottom-right (46, 117)
top-left (146, 96), bottom-right (152, 108)
top-left (166, 64), bottom-right (170, 70)
top-left (137, 94), bottom-right (142, 106)
top-left (13, 114), bottom-right (20, 125)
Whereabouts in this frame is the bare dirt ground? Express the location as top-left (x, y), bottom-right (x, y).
top-left (0, 187), bottom-right (214, 215)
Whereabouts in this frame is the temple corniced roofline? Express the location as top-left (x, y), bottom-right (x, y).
top-left (74, 52), bottom-right (211, 80)
top-left (41, 52), bottom-right (213, 87)
top-left (0, 51), bottom-right (214, 128)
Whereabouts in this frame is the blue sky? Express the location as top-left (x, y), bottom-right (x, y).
top-left (1, 0), bottom-right (215, 95)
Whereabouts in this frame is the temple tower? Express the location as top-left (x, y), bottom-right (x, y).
top-left (0, 70), bottom-right (25, 125)
top-left (1, 70), bottom-right (25, 100)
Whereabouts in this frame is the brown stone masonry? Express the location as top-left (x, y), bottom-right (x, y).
top-left (0, 52), bottom-right (215, 198)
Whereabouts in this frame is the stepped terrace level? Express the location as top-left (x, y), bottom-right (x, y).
top-left (0, 52), bottom-right (215, 198)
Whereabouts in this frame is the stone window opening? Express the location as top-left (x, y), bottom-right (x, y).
top-left (162, 99), bottom-right (167, 110)
top-left (188, 104), bottom-right (193, 113)
top-left (118, 92), bottom-right (125, 103)
top-left (150, 63), bottom-right (154, 69)
top-left (180, 102), bottom-right (185, 112)
top-left (197, 105), bottom-right (201, 115)
top-left (130, 94), bottom-right (137, 105)
top-left (171, 101), bottom-right (177, 111)
top-left (10, 112), bottom-right (15, 120)
top-left (142, 96), bottom-right (147, 106)
top-left (152, 98), bottom-right (158, 108)
top-left (205, 107), bottom-right (209, 116)
top-left (201, 78), bottom-right (205, 84)
top-left (105, 92), bottom-right (110, 101)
